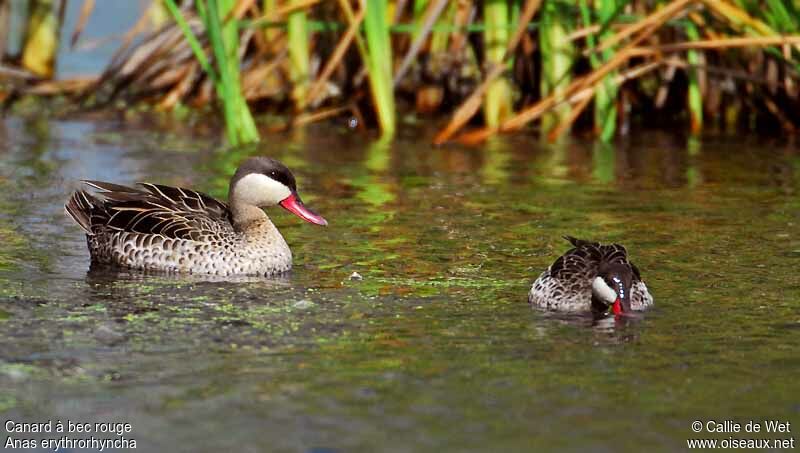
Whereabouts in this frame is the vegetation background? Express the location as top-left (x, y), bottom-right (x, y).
top-left (3, 0), bottom-right (800, 145)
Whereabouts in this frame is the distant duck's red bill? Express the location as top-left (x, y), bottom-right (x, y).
top-left (279, 193), bottom-right (328, 226)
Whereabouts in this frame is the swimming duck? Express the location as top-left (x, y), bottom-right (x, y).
top-left (65, 157), bottom-right (327, 276)
top-left (529, 236), bottom-right (653, 315)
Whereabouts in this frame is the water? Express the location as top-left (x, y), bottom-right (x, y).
top-left (0, 115), bottom-right (798, 452)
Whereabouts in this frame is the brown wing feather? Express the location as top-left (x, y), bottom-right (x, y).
top-left (83, 180), bottom-right (145, 194)
top-left (138, 183), bottom-right (229, 221)
top-left (65, 190), bottom-right (94, 233)
top-left (552, 236), bottom-right (631, 279)
top-left (65, 180), bottom-right (233, 240)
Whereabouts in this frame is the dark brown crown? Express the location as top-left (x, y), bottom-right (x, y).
top-left (230, 157), bottom-right (297, 193)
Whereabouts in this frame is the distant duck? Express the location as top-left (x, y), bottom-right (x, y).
top-left (65, 157), bottom-right (327, 276)
top-left (529, 236), bottom-right (654, 315)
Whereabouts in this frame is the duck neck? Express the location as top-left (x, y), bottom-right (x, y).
top-left (229, 200), bottom-right (269, 233)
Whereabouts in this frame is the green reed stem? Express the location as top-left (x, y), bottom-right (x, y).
top-left (243, 18), bottom-right (552, 34)
top-left (287, 1), bottom-right (310, 110)
top-left (483, 0), bottom-right (513, 129)
top-left (539, 0), bottom-right (574, 135)
top-left (21, 0), bottom-right (60, 78)
top-left (412, 0), bottom-right (428, 42)
top-left (581, 0), bottom-right (622, 141)
top-left (165, 0), bottom-right (259, 145)
top-left (429, 1), bottom-right (454, 54)
top-left (363, 0), bottom-right (396, 137)
top-left (164, 1), bottom-right (216, 81)
top-left (685, 21), bottom-right (703, 135)
top-left (262, 0), bottom-right (279, 43)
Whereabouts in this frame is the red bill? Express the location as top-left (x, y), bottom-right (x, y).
top-left (279, 193), bottom-right (328, 226)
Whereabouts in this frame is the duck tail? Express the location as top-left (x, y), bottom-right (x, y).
top-left (563, 235), bottom-right (598, 248)
top-left (563, 235), bottom-right (584, 247)
top-left (65, 190), bottom-right (95, 234)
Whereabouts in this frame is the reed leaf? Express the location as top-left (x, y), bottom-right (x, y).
top-left (539, 0), bottom-right (575, 135)
top-left (394, 0), bottom-right (449, 87)
top-left (15, 0), bottom-right (800, 143)
top-left (163, 0), bottom-right (217, 81)
top-left (363, 0), bottom-right (396, 136)
top-left (429, 0), bottom-right (453, 54)
top-left (581, 0), bottom-right (623, 141)
top-left (21, 0), bottom-right (61, 78)
top-left (287, 1), bottom-right (310, 109)
top-left (412, 0), bottom-right (429, 42)
top-left (165, 0), bottom-right (258, 145)
top-left (262, 0), bottom-right (279, 43)
top-left (483, 0), bottom-right (513, 128)
top-left (685, 21), bottom-right (703, 135)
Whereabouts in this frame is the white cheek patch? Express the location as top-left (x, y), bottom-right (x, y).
top-left (592, 276), bottom-right (618, 304)
top-left (234, 173), bottom-right (292, 206)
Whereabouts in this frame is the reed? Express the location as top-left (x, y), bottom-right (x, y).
top-left (362, 0), bottom-right (396, 137)
top-left (262, 0), bottom-right (279, 43)
top-left (684, 21), bottom-right (703, 135)
top-left (429, 1), bottom-right (453, 57)
top-left (483, 0), bottom-right (513, 128)
top-left (164, 0), bottom-right (259, 145)
top-left (21, 0), bottom-right (62, 79)
top-left (581, 0), bottom-right (622, 141)
top-left (538, 0), bottom-right (574, 135)
top-left (144, 0), bottom-right (170, 30)
top-left (7, 0), bottom-right (800, 144)
top-left (287, 0), bottom-right (310, 110)
top-left (412, 0), bottom-right (429, 42)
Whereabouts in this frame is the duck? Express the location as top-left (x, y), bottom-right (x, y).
top-left (65, 156), bottom-right (327, 276)
top-left (529, 236), bottom-right (653, 315)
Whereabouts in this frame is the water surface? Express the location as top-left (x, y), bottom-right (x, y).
top-left (0, 115), bottom-right (798, 451)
